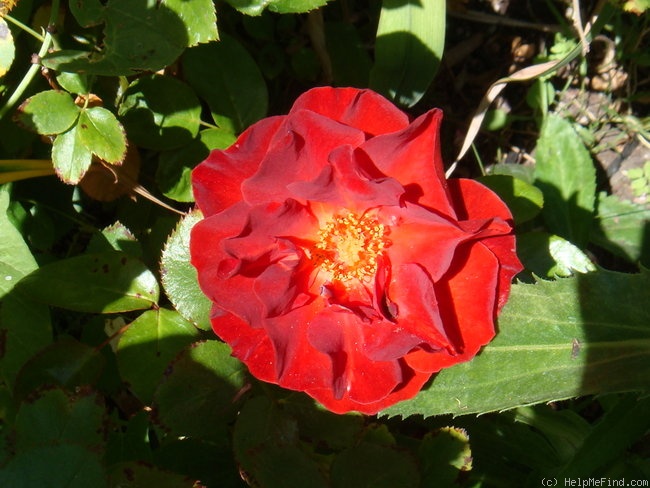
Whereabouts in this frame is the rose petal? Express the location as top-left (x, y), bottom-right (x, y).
top-left (192, 116), bottom-right (283, 216)
top-left (290, 87), bottom-right (410, 136)
top-left (307, 307), bottom-right (403, 404)
top-left (288, 146), bottom-right (404, 209)
top-left (362, 109), bottom-right (454, 215)
top-left (448, 179), bottom-right (523, 311)
top-left (242, 110), bottom-right (367, 206)
top-left (405, 242), bottom-right (499, 373)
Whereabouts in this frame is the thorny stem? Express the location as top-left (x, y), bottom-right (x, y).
top-left (0, 0), bottom-right (60, 121)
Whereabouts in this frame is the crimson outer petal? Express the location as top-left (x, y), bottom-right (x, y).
top-left (190, 87), bottom-right (522, 415)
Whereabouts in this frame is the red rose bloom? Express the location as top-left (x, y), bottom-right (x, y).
top-left (190, 87), bottom-right (522, 415)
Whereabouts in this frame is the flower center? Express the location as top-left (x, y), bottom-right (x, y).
top-left (313, 212), bottom-right (389, 282)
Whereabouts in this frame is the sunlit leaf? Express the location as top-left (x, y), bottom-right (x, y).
top-left (0, 188), bottom-right (51, 389)
top-left (15, 251), bottom-right (159, 313)
top-left (15, 90), bottom-right (80, 135)
top-left (0, 18), bottom-right (14, 77)
top-left (160, 210), bottom-right (212, 330)
top-left (77, 107), bottom-right (127, 164)
top-left (382, 268), bottom-right (650, 418)
top-left (51, 124), bottom-right (93, 184)
top-left (370, 0), bottom-right (445, 107)
top-left (534, 114), bottom-right (596, 247)
top-left (119, 74), bottom-right (201, 151)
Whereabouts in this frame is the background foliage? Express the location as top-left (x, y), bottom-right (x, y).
top-left (1, 0), bottom-right (649, 486)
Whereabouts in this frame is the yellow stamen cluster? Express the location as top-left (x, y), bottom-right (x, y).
top-left (313, 212), bottom-right (389, 282)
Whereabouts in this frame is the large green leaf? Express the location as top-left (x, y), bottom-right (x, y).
top-left (382, 268), bottom-right (650, 418)
top-left (119, 74), bottom-right (201, 151)
top-left (116, 308), bottom-right (200, 404)
top-left (108, 462), bottom-right (197, 487)
top-left (534, 114), bottom-right (596, 247)
top-left (369, 0), bottom-right (445, 107)
top-left (160, 210), bottom-right (212, 330)
top-left (182, 35), bottom-right (268, 133)
top-left (591, 191), bottom-right (650, 265)
top-left (0, 188), bottom-right (52, 389)
top-left (15, 251), bottom-right (159, 313)
top-left (41, 0), bottom-right (216, 75)
top-left (477, 174), bottom-right (544, 224)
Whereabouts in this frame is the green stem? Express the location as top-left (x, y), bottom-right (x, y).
top-left (0, 0), bottom-right (60, 121)
top-left (4, 14), bottom-right (45, 42)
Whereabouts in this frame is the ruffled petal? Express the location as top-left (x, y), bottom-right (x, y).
top-left (242, 110), bottom-right (367, 206)
top-left (192, 116), bottom-right (284, 216)
top-left (307, 307), bottom-right (403, 404)
top-left (448, 179), bottom-right (523, 311)
top-left (288, 146), bottom-right (404, 209)
top-left (362, 109), bottom-right (454, 215)
top-left (404, 242), bottom-right (499, 374)
top-left (289, 87), bottom-right (410, 136)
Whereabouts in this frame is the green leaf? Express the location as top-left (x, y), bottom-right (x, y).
top-left (15, 251), bottom-right (159, 313)
top-left (119, 74), bottom-right (201, 151)
top-left (0, 444), bottom-right (107, 488)
top-left (591, 192), bottom-right (650, 265)
top-left (534, 114), bottom-right (597, 247)
top-left (0, 189), bottom-right (52, 389)
top-left (0, 18), bottom-right (15, 78)
top-left (77, 107), bottom-right (127, 163)
top-left (16, 90), bottom-right (80, 135)
top-left (183, 35), bottom-right (268, 133)
top-left (225, 0), bottom-right (328, 15)
top-left (330, 442), bottom-right (420, 488)
top-left (13, 338), bottom-right (105, 400)
top-left (477, 174), bottom-right (544, 224)
top-left (165, 0), bottom-right (218, 45)
top-left (160, 210), bottom-right (212, 330)
top-left (369, 0), bottom-right (445, 107)
top-left (86, 221), bottom-right (143, 258)
top-left (382, 268), bottom-right (650, 418)
top-left (518, 232), bottom-right (596, 278)
top-left (41, 0), bottom-right (191, 76)
top-left (116, 308), bottom-right (200, 404)
top-left (268, 0), bottom-right (329, 13)
top-left (14, 388), bottom-right (105, 451)
top-left (51, 124), bottom-right (93, 184)
top-left (157, 128), bottom-right (236, 202)
top-left (153, 340), bottom-right (247, 440)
